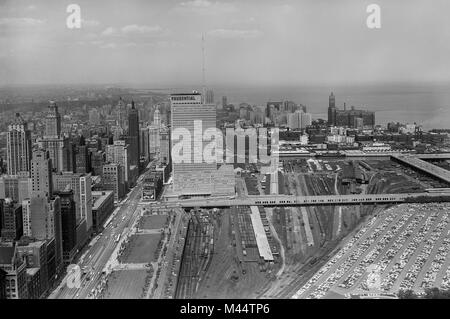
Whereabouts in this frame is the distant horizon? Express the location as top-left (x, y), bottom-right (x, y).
top-left (1, 80), bottom-right (450, 90)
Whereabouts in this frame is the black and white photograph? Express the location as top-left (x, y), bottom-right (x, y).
top-left (1, 0), bottom-right (450, 308)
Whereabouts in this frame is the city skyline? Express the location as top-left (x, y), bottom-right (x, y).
top-left (2, 0), bottom-right (450, 304)
top-left (1, 0), bottom-right (450, 86)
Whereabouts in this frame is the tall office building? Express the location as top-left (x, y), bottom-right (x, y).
top-left (7, 113), bottom-right (32, 175)
top-left (43, 101), bottom-right (61, 139)
top-left (139, 127), bottom-right (150, 161)
top-left (52, 172), bottom-right (92, 233)
top-left (74, 145), bottom-right (90, 174)
top-left (328, 92), bottom-right (336, 126)
top-left (30, 150), bottom-right (53, 199)
top-left (222, 96), bottom-right (227, 108)
top-left (153, 108), bottom-right (161, 128)
top-left (106, 140), bottom-right (130, 186)
top-left (170, 92), bottom-right (217, 196)
top-left (102, 163), bottom-right (125, 202)
top-left (21, 196), bottom-right (63, 276)
top-left (127, 101), bottom-right (140, 166)
top-left (37, 139), bottom-right (65, 173)
top-left (206, 89), bottom-right (214, 104)
top-left (116, 97), bottom-right (127, 130)
top-left (38, 101), bottom-right (65, 172)
top-left (159, 126), bottom-right (171, 165)
top-left (148, 125), bottom-right (160, 159)
top-left (53, 190), bottom-right (77, 265)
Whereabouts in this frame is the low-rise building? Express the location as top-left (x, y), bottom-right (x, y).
top-left (91, 191), bottom-right (114, 232)
top-left (0, 243), bottom-right (28, 299)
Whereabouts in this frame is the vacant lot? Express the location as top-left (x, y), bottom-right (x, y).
top-left (103, 270), bottom-right (152, 299)
top-left (140, 215), bottom-right (168, 230)
top-left (120, 234), bottom-right (162, 264)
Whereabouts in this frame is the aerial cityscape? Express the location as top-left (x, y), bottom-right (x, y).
top-left (2, 0), bottom-right (450, 303)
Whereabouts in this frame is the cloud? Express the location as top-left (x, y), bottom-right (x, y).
top-left (101, 25), bottom-right (165, 37)
top-left (121, 24), bottom-right (163, 35)
top-left (180, 0), bottom-right (212, 8)
top-left (82, 19), bottom-right (101, 28)
top-left (0, 17), bottom-right (45, 27)
top-left (175, 0), bottom-right (236, 15)
top-left (101, 27), bottom-right (118, 36)
top-left (207, 28), bottom-right (263, 39)
top-left (99, 42), bottom-right (117, 49)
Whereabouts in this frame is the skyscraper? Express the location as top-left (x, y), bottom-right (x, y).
top-left (38, 102), bottom-right (65, 172)
top-left (139, 127), bottom-right (150, 161)
top-left (127, 101), bottom-right (140, 167)
top-left (206, 89), bottom-right (214, 104)
top-left (43, 101), bottom-right (61, 139)
top-left (7, 113), bottom-right (32, 175)
top-left (328, 92), bottom-right (336, 126)
top-left (222, 96), bottom-right (227, 108)
top-left (102, 163), bottom-right (125, 202)
top-left (53, 190), bottom-right (77, 265)
top-left (148, 125), bottom-right (160, 159)
top-left (159, 126), bottom-right (171, 165)
top-left (106, 140), bottom-right (130, 187)
top-left (153, 108), bottom-right (161, 128)
top-left (30, 150), bottom-right (53, 199)
top-left (52, 172), bottom-right (93, 233)
top-left (170, 92), bottom-right (216, 196)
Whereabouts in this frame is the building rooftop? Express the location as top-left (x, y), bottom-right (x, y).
top-left (26, 267), bottom-right (39, 276)
top-left (170, 92), bottom-right (201, 96)
top-left (92, 190), bottom-right (114, 210)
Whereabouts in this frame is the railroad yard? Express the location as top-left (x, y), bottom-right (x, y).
top-left (176, 207), bottom-right (281, 299)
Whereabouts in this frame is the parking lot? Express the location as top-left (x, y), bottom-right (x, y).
top-left (293, 203), bottom-right (450, 298)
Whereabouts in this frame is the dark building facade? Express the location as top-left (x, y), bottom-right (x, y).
top-left (75, 145), bottom-right (91, 174)
top-left (91, 191), bottom-right (114, 232)
top-left (1, 199), bottom-right (23, 241)
top-left (127, 101), bottom-right (140, 167)
top-left (91, 151), bottom-right (105, 176)
top-left (327, 92), bottom-right (336, 126)
top-left (63, 139), bottom-right (76, 173)
top-left (54, 191), bottom-right (77, 265)
top-left (0, 268), bottom-right (6, 299)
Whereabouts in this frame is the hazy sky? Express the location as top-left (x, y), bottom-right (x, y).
top-left (1, 0), bottom-right (450, 87)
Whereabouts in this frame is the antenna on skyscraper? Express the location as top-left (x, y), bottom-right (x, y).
top-left (202, 33), bottom-right (206, 102)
